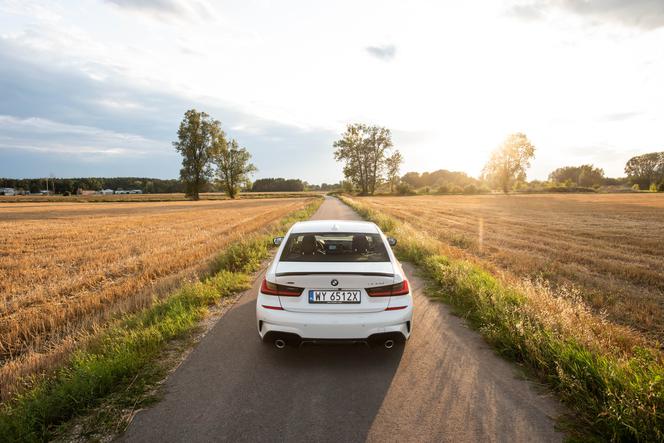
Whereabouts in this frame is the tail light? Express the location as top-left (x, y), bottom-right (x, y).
top-left (366, 280), bottom-right (410, 297)
top-left (260, 277), bottom-right (303, 297)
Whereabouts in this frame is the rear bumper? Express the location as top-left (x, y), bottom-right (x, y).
top-left (256, 303), bottom-right (412, 341)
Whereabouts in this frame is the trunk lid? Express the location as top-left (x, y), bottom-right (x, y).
top-left (274, 261), bottom-right (395, 313)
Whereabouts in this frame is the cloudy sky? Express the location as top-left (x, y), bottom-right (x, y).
top-left (1, 0), bottom-right (663, 183)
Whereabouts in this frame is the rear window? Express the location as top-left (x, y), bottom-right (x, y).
top-left (280, 232), bottom-right (390, 262)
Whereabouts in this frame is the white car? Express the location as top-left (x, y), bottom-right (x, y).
top-left (256, 220), bottom-right (413, 349)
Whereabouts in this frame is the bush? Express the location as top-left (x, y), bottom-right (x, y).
top-left (632, 184), bottom-right (641, 191)
top-left (435, 183), bottom-right (449, 194)
top-left (395, 182), bottom-right (415, 195)
top-left (463, 184), bottom-right (478, 194)
top-left (659, 182), bottom-right (664, 192)
top-left (450, 185), bottom-right (464, 194)
top-left (649, 183), bottom-right (658, 192)
top-left (543, 186), bottom-right (596, 193)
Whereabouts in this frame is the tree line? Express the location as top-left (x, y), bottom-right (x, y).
top-left (333, 126), bottom-right (664, 195)
top-left (251, 178), bottom-right (304, 192)
top-left (401, 170), bottom-right (479, 192)
top-left (0, 177), bottom-right (184, 194)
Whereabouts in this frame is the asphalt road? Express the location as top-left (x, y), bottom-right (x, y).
top-left (122, 196), bottom-right (563, 443)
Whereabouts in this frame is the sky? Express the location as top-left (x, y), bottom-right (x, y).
top-left (1, 0), bottom-right (663, 183)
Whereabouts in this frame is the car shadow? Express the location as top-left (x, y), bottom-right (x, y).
top-left (122, 295), bottom-right (404, 443)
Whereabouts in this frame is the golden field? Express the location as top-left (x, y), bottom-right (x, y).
top-left (0, 191), bottom-right (321, 203)
top-left (0, 197), bottom-right (313, 399)
top-left (359, 193), bottom-right (664, 340)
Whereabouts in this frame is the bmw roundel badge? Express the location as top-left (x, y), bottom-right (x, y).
top-left (330, 279), bottom-right (339, 287)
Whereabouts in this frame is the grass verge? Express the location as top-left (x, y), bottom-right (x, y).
top-left (339, 195), bottom-right (663, 442)
top-left (0, 199), bottom-right (322, 442)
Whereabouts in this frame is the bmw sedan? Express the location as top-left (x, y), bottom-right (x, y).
top-left (256, 220), bottom-right (413, 349)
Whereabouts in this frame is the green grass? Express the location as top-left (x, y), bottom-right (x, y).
top-left (339, 195), bottom-right (663, 442)
top-left (0, 198), bottom-right (322, 443)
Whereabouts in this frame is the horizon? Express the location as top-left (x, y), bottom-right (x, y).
top-left (1, 1), bottom-right (663, 182)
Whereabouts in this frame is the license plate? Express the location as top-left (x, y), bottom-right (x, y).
top-left (309, 289), bottom-right (361, 304)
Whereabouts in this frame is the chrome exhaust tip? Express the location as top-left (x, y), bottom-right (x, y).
top-left (384, 339), bottom-right (395, 349)
top-left (274, 339), bottom-right (286, 349)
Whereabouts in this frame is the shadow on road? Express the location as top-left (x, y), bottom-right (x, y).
top-left (123, 296), bottom-right (404, 443)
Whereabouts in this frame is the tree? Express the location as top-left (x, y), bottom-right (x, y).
top-left (213, 138), bottom-right (256, 199)
top-left (333, 123), bottom-right (395, 195)
top-left (401, 172), bottom-right (424, 189)
top-left (548, 164), bottom-right (604, 187)
top-left (481, 133), bottom-right (536, 193)
top-left (578, 166), bottom-right (605, 187)
top-left (385, 150), bottom-right (403, 194)
top-left (173, 109), bottom-right (219, 200)
top-left (624, 152), bottom-right (664, 190)
top-left (401, 169), bottom-right (479, 190)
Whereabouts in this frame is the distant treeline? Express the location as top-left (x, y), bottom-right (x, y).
top-left (401, 170), bottom-right (479, 190)
top-left (0, 177), bottom-right (184, 194)
top-left (398, 151), bottom-right (664, 195)
top-left (0, 176), bottom-right (342, 194)
top-left (251, 178), bottom-right (305, 192)
top-left (250, 178), bottom-right (342, 192)
top-left (305, 182), bottom-right (342, 191)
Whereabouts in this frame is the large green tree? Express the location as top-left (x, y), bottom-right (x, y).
top-left (213, 138), bottom-right (257, 199)
top-left (482, 133), bottom-right (536, 193)
top-left (624, 152), bottom-right (664, 190)
top-left (173, 109), bottom-right (221, 200)
top-left (333, 123), bottom-right (396, 195)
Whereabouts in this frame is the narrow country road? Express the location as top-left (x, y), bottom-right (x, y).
top-left (121, 196), bottom-right (563, 443)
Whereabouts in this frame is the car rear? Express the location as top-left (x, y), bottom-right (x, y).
top-left (256, 221), bottom-right (413, 348)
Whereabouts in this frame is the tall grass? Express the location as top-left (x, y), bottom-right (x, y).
top-left (0, 199), bottom-right (322, 442)
top-left (355, 194), bottom-right (664, 340)
top-left (340, 195), bottom-right (663, 442)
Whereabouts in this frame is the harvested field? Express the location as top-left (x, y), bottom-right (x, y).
top-left (0, 191), bottom-right (321, 203)
top-left (358, 194), bottom-right (664, 339)
top-left (0, 197), bottom-right (314, 398)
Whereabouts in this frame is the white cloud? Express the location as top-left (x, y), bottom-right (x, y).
top-left (103, 0), bottom-right (216, 21)
top-left (0, 115), bottom-right (165, 157)
top-left (366, 44), bottom-right (396, 61)
top-left (509, 0), bottom-right (664, 29)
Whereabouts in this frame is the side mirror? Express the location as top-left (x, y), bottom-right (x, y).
top-left (273, 236), bottom-right (284, 246)
top-left (387, 237), bottom-right (397, 247)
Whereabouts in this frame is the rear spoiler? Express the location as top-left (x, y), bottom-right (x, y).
top-left (275, 272), bottom-right (394, 277)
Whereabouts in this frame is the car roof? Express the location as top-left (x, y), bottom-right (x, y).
top-left (289, 220), bottom-right (380, 234)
